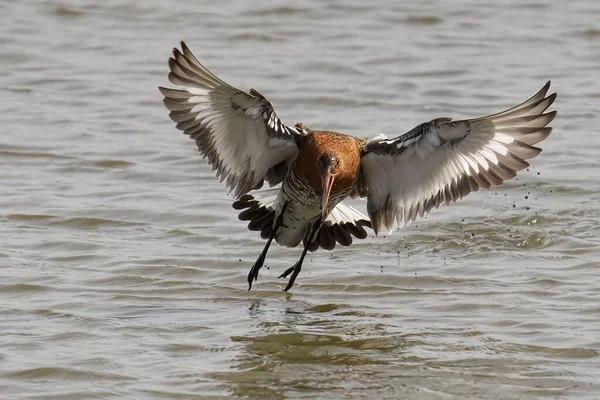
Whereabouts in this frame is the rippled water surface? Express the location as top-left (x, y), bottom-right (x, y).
top-left (2, 0), bottom-right (600, 399)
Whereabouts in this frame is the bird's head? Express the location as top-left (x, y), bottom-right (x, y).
top-left (317, 152), bottom-right (341, 219)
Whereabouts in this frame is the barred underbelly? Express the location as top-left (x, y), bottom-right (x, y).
top-left (275, 170), bottom-right (352, 247)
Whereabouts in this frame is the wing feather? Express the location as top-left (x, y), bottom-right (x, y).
top-left (361, 82), bottom-right (557, 233)
top-left (159, 42), bottom-right (301, 198)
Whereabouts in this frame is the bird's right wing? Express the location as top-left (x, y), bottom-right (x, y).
top-left (159, 42), bottom-right (301, 198)
top-left (361, 82), bottom-right (557, 234)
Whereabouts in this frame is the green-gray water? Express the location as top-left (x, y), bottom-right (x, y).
top-left (1, 1), bottom-right (599, 399)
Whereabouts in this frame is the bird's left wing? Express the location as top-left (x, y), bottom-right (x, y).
top-left (159, 42), bottom-right (301, 198)
top-left (361, 82), bottom-right (557, 234)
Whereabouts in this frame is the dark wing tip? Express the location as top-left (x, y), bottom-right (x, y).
top-left (172, 45), bottom-right (180, 58)
top-left (180, 41), bottom-right (192, 54)
top-left (167, 56), bottom-right (177, 72)
top-left (546, 110), bottom-right (558, 124)
top-left (171, 47), bottom-right (183, 62)
top-left (547, 92), bottom-right (558, 107)
top-left (536, 80), bottom-right (551, 100)
top-left (522, 80), bottom-right (553, 108)
top-left (543, 80), bottom-right (551, 92)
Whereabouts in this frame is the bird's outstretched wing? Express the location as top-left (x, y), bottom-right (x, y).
top-left (159, 42), bottom-right (301, 198)
top-left (361, 82), bottom-right (557, 234)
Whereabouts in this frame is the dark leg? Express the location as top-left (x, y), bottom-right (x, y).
top-left (278, 218), bottom-right (322, 292)
top-left (247, 204), bottom-right (286, 290)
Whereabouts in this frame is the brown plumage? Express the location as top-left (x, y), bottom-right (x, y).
top-left (159, 41), bottom-right (557, 292)
top-left (295, 126), bottom-right (365, 206)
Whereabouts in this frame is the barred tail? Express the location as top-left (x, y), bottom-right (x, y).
top-left (232, 189), bottom-right (280, 240)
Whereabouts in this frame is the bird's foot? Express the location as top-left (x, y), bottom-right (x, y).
top-left (247, 253), bottom-right (266, 291)
top-left (277, 264), bottom-right (296, 280)
top-left (278, 261), bottom-right (302, 292)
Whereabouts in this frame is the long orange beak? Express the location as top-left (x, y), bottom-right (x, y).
top-left (321, 170), bottom-right (335, 220)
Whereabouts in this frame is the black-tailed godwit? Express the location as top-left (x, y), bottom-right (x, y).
top-left (159, 42), bottom-right (557, 291)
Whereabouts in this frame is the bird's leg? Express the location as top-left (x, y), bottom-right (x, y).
top-left (278, 217), bottom-right (322, 292)
top-left (247, 203), bottom-right (287, 291)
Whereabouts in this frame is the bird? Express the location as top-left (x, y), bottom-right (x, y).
top-left (159, 41), bottom-right (557, 292)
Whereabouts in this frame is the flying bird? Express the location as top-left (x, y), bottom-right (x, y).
top-left (159, 42), bottom-right (557, 291)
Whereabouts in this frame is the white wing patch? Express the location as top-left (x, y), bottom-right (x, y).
top-left (361, 82), bottom-right (557, 234)
top-left (159, 42), bottom-right (301, 198)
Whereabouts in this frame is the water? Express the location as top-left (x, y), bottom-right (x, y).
top-left (1, 0), bottom-right (600, 398)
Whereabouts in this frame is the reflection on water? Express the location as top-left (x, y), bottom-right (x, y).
top-left (2, 0), bottom-right (600, 398)
top-left (215, 296), bottom-right (599, 399)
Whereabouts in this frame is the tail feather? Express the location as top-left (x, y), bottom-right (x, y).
top-left (233, 190), bottom-right (372, 251)
top-left (304, 202), bottom-right (372, 252)
top-left (232, 188), bottom-right (279, 239)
